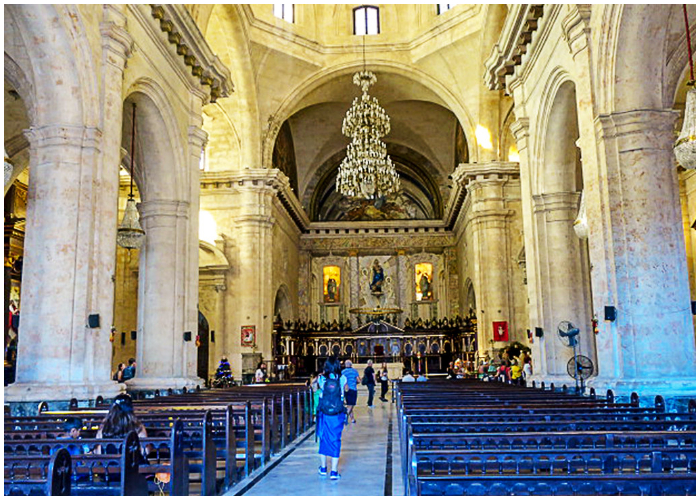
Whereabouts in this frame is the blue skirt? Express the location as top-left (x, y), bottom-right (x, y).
top-left (317, 412), bottom-right (344, 458)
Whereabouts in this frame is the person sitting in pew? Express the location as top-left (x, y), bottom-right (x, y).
top-left (95, 394), bottom-right (147, 455)
top-left (401, 369), bottom-right (416, 382)
top-left (416, 371), bottom-right (428, 382)
top-left (55, 417), bottom-right (92, 455)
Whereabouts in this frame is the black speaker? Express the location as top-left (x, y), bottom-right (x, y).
top-left (121, 332), bottom-right (126, 345)
top-left (604, 306), bottom-right (617, 322)
top-left (535, 327), bottom-right (544, 338)
top-left (183, 331), bottom-right (192, 342)
top-left (210, 330), bottom-right (215, 343)
top-left (130, 330), bottom-right (137, 340)
top-left (692, 301), bottom-right (696, 315)
top-left (87, 314), bottom-right (100, 328)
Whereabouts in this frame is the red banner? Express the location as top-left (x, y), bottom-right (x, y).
top-left (493, 321), bottom-right (509, 342)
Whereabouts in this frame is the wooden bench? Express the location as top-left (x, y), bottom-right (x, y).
top-left (4, 448), bottom-right (71, 496)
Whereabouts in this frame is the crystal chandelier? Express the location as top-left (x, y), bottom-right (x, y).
top-left (117, 103), bottom-right (145, 249)
top-left (337, 70), bottom-right (400, 199)
top-left (674, 5), bottom-right (696, 170)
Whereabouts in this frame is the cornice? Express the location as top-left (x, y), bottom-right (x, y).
top-left (483, 4), bottom-right (545, 91)
top-left (150, 5), bottom-right (233, 103)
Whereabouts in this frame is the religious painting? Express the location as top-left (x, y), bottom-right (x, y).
top-left (241, 325), bottom-right (256, 346)
top-left (415, 263), bottom-right (434, 301)
top-left (323, 265), bottom-right (341, 303)
top-left (493, 321), bottom-right (509, 342)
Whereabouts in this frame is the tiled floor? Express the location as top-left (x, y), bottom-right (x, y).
top-left (237, 388), bottom-right (400, 496)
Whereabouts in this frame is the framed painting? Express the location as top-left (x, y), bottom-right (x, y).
top-left (241, 325), bottom-right (256, 346)
top-left (493, 321), bottom-right (509, 342)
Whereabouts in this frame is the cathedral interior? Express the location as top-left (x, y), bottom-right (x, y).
top-left (3, 4), bottom-right (696, 407)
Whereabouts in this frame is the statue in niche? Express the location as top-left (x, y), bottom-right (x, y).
top-left (327, 278), bottom-right (338, 302)
top-left (419, 271), bottom-right (433, 300)
top-left (370, 259), bottom-right (385, 294)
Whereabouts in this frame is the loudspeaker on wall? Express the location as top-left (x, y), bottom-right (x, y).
top-left (130, 331), bottom-right (137, 340)
top-left (535, 327), bottom-right (544, 338)
top-left (87, 314), bottom-right (100, 328)
top-left (183, 331), bottom-right (192, 342)
top-left (604, 306), bottom-right (617, 322)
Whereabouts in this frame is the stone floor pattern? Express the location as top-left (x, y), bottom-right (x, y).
top-left (232, 389), bottom-right (402, 496)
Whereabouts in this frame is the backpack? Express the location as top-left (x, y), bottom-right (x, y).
top-left (318, 377), bottom-right (345, 416)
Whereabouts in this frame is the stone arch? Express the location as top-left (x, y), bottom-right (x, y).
top-left (598, 5), bottom-right (694, 114)
top-left (205, 5), bottom-right (260, 168)
top-left (4, 5), bottom-right (92, 128)
top-left (274, 284), bottom-right (294, 323)
top-left (532, 68), bottom-right (579, 196)
top-left (262, 60), bottom-right (477, 170)
top-left (532, 71), bottom-right (595, 377)
top-left (123, 81), bottom-right (187, 202)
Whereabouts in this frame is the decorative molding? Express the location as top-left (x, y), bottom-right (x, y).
top-left (23, 125), bottom-right (102, 152)
top-left (150, 4), bottom-right (233, 103)
top-left (561, 5), bottom-right (592, 57)
top-left (483, 4), bottom-right (545, 91)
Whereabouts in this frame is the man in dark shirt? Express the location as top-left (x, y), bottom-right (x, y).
top-left (363, 360), bottom-right (376, 408)
top-left (122, 358), bottom-right (136, 381)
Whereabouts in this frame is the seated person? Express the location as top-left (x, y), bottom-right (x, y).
top-left (95, 394), bottom-right (147, 455)
top-left (401, 369), bottom-right (416, 382)
top-left (55, 417), bottom-right (92, 455)
top-left (416, 372), bottom-right (428, 382)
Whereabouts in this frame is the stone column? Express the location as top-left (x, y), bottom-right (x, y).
top-left (589, 110), bottom-right (695, 396)
top-left (455, 162), bottom-right (519, 357)
top-left (396, 250), bottom-right (407, 325)
top-left (229, 171), bottom-right (280, 364)
top-left (127, 199), bottom-right (201, 390)
top-left (532, 192), bottom-right (594, 379)
top-left (5, 125), bottom-right (122, 403)
top-left (183, 125), bottom-right (208, 381)
top-left (348, 251), bottom-right (360, 328)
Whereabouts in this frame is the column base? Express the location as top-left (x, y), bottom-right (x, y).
top-left (588, 377), bottom-right (696, 400)
top-left (125, 376), bottom-right (204, 392)
top-left (4, 381), bottom-right (124, 403)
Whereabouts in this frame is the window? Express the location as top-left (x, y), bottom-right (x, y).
top-left (437, 4), bottom-right (452, 15)
top-left (199, 146), bottom-right (207, 171)
top-left (273, 3), bottom-right (294, 23)
top-left (354, 6), bottom-right (379, 35)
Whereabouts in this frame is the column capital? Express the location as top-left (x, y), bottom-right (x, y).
top-left (138, 199), bottom-right (189, 220)
top-left (595, 109), bottom-right (678, 153)
top-left (453, 162), bottom-right (520, 189)
top-left (100, 6), bottom-right (133, 68)
top-left (532, 191), bottom-right (580, 214)
top-left (24, 125), bottom-right (101, 152)
top-left (188, 125), bottom-right (208, 150)
top-left (510, 117), bottom-right (530, 146)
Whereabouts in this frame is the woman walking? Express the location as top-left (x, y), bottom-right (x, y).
top-left (316, 356), bottom-right (347, 480)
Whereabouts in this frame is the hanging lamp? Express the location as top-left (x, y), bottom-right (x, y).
top-left (336, 36), bottom-right (400, 200)
top-left (117, 103), bottom-right (145, 249)
top-left (674, 4), bottom-right (696, 170)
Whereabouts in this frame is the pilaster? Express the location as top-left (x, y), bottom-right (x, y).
top-left (454, 162), bottom-right (521, 357)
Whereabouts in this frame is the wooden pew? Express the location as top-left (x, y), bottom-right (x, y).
top-left (4, 448), bottom-right (71, 496)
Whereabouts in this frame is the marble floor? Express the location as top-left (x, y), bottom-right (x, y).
top-left (232, 388), bottom-right (403, 496)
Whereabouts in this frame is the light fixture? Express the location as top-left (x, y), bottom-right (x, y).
top-left (337, 38), bottom-right (400, 200)
top-left (674, 4), bottom-right (696, 170)
top-left (117, 103), bottom-right (145, 249)
top-left (508, 145), bottom-right (520, 163)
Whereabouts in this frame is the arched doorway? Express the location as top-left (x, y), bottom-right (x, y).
top-left (197, 311), bottom-right (210, 382)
